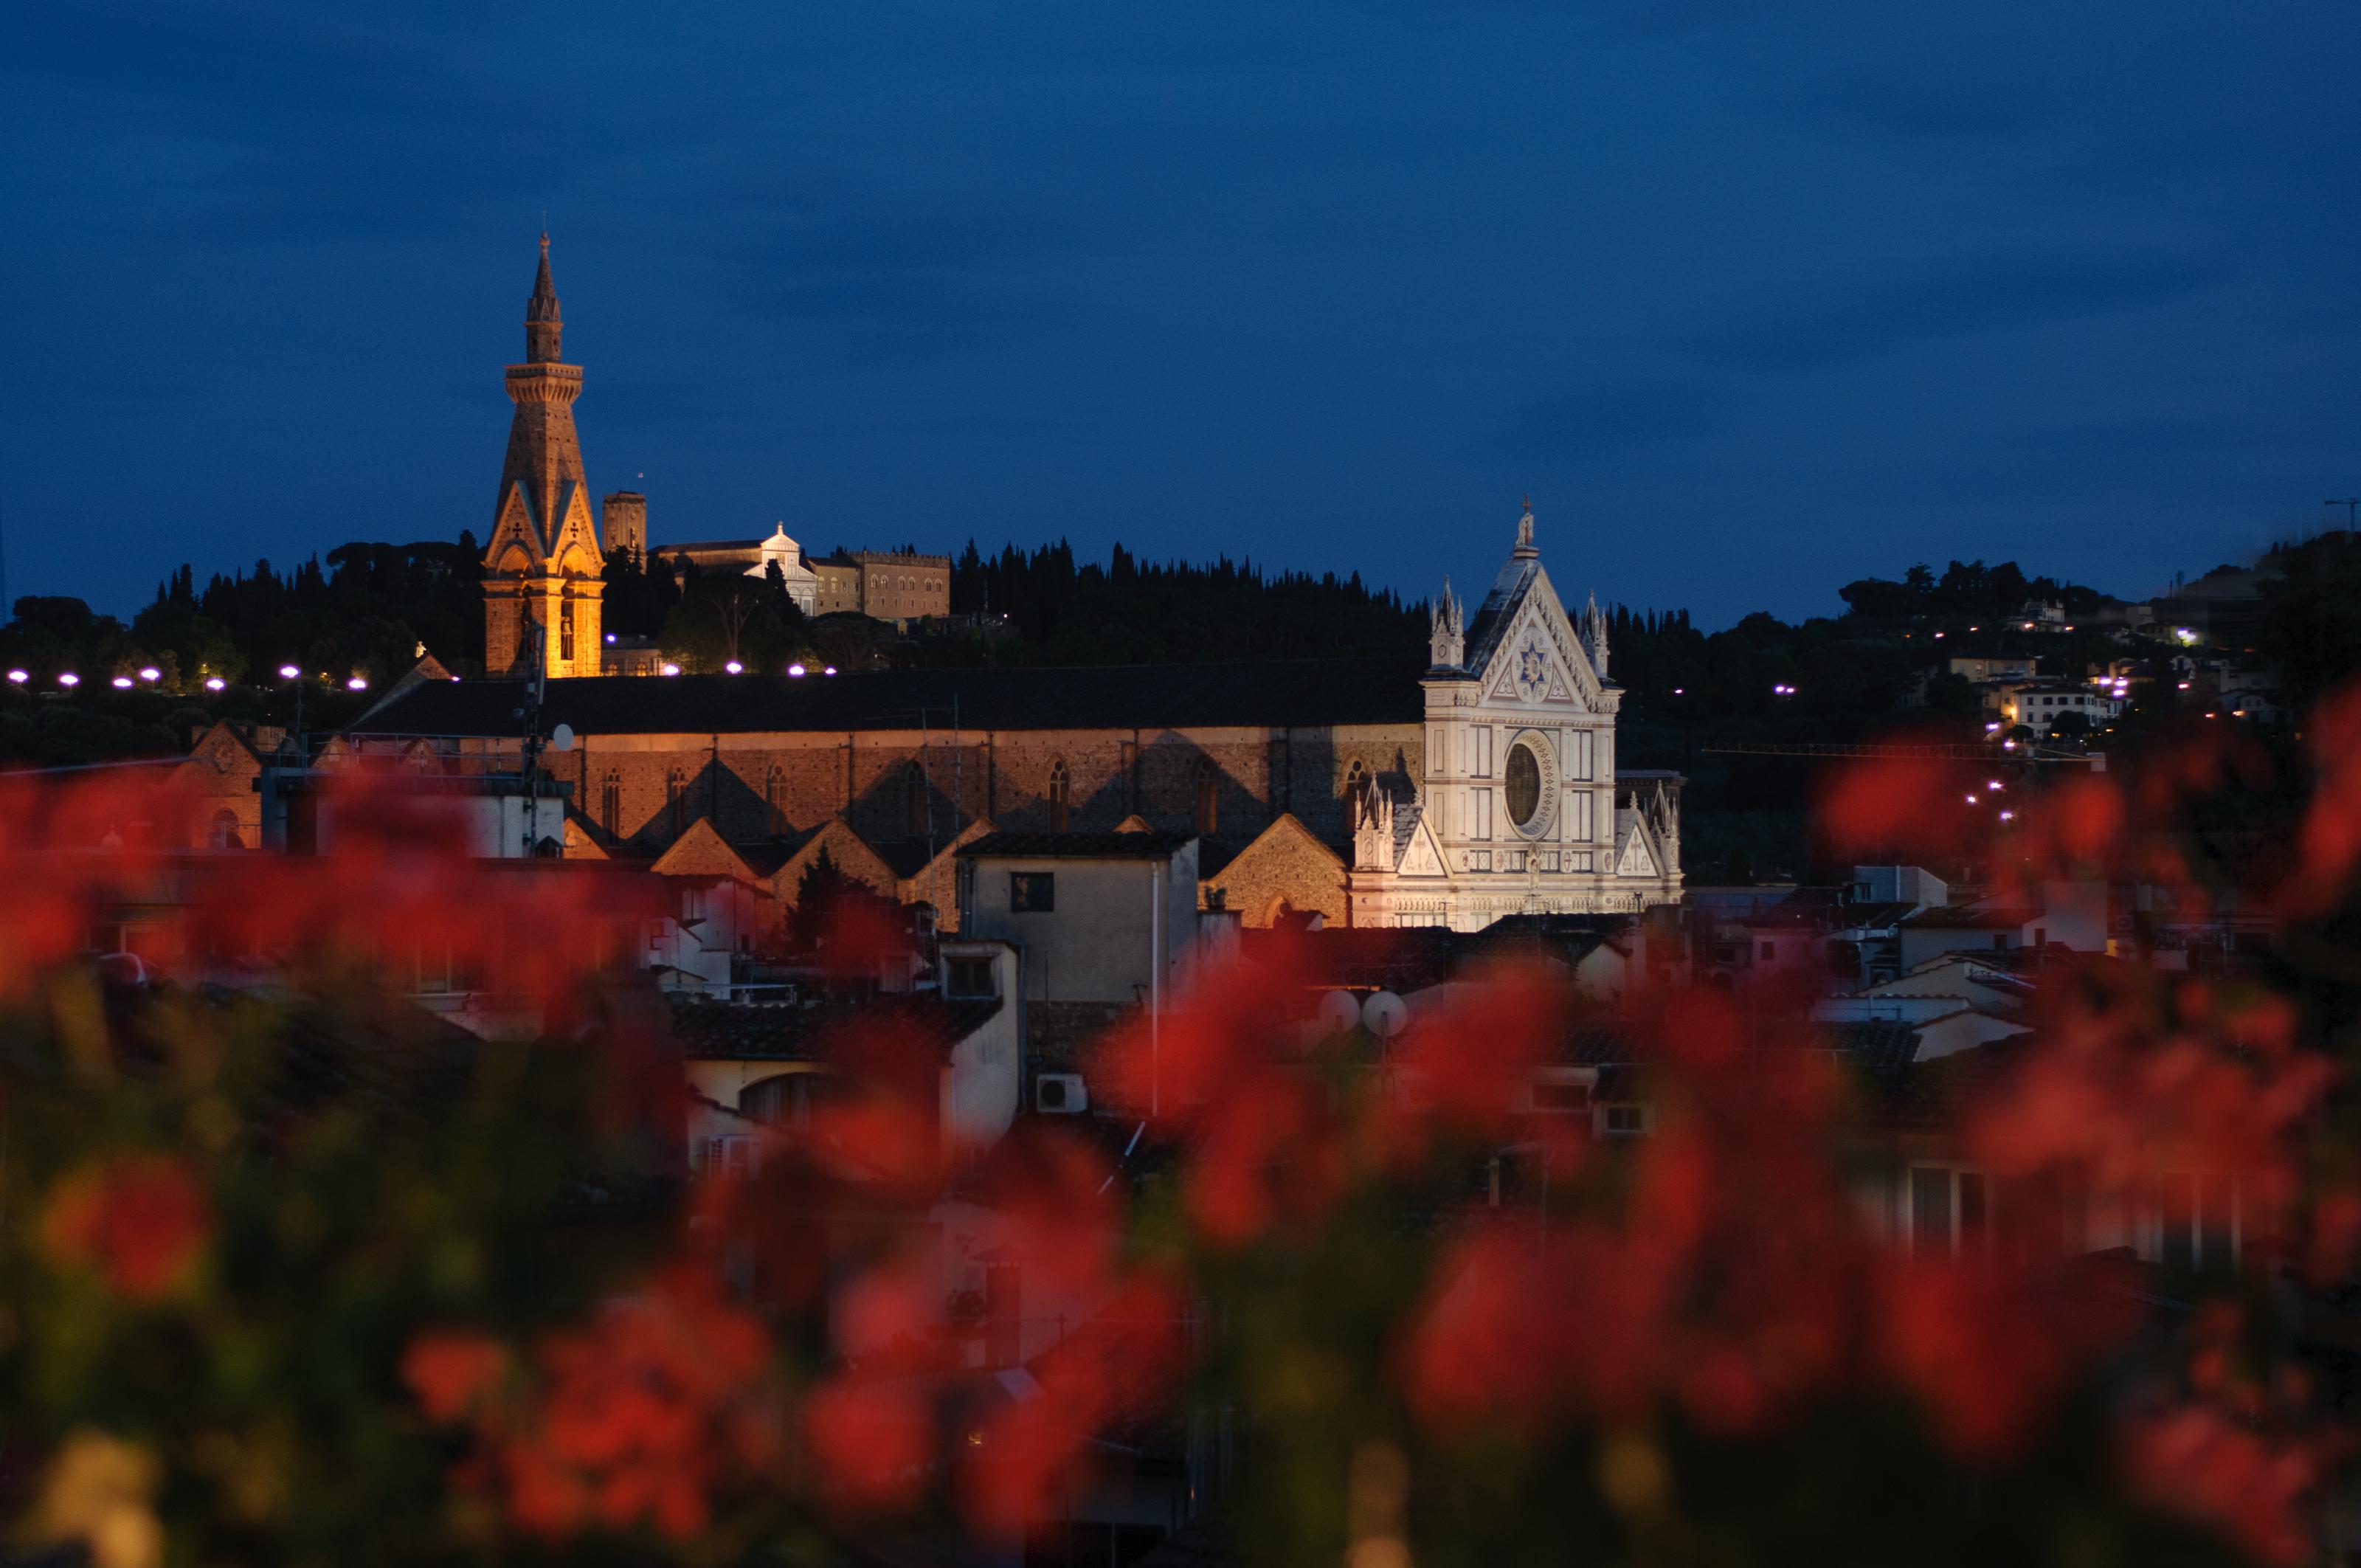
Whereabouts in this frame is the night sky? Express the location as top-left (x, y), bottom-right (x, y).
top-left (6, 0), bottom-right (2358, 629)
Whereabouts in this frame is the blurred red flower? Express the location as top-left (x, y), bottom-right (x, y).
top-left (402, 1332), bottom-right (510, 1424)
top-left (40, 1155), bottom-right (211, 1301)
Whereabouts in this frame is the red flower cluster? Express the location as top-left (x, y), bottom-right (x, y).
top-left (408, 1265), bottom-right (778, 1541)
top-left (40, 1154), bottom-right (212, 1302)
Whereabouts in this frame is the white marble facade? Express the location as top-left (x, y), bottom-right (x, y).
top-left (1347, 505), bottom-right (1683, 930)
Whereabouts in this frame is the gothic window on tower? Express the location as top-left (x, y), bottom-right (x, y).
top-left (1572, 729), bottom-right (1594, 781)
top-left (1344, 759), bottom-right (1367, 822)
top-left (905, 764), bottom-right (928, 837)
top-left (765, 767), bottom-right (787, 835)
top-left (559, 596), bottom-right (575, 662)
top-left (207, 809), bottom-right (243, 850)
top-left (1194, 759), bottom-right (1219, 837)
top-left (601, 770), bottom-right (621, 836)
top-left (666, 768), bottom-right (688, 838)
top-left (1048, 759), bottom-right (1071, 832)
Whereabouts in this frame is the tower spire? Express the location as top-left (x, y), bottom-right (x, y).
top-left (526, 232), bottom-right (563, 363)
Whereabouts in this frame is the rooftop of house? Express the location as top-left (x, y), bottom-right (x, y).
top-left (669, 992), bottom-right (1003, 1061)
top-left (1898, 905), bottom-right (2044, 930)
top-left (350, 657), bottom-right (1426, 738)
top-left (959, 830), bottom-right (1197, 861)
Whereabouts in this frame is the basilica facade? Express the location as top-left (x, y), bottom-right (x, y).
top-left (1344, 506), bottom-right (1682, 928)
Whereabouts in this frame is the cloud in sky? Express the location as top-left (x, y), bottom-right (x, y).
top-left (1, 0), bottom-right (2356, 627)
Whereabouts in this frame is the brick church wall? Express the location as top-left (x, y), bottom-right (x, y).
top-left (551, 721), bottom-right (1424, 863)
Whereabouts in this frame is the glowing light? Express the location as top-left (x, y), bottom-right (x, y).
top-left (787, 663), bottom-right (806, 677)
top-left (204, 677), bottom-right (226, 691)
top-left (2177, 681), bottom-right (2191, 690)
top-left (1933, 632), bottom-right (1946, 640)
top-left (1987, 780), bottom-right (2003, 792)
top-left (1983, 722), bottom-right (2001, 733)
top-left (111, 676), bottom-right (134, 689)
top-left (1964, 793), bottom-right (1979, 805)
top-left (724, 660), bottom-right (744, 674)
top-left (604, 632), bottom-right (617, 644)
top-left (823, 666), bottom-right (838, 676)
top-left (4, 670), bottom-right (24, 684)
top-left (58, 673), bottom-right (80, 688)
top-left (1999, 810), bottom-right (2016, 822)
top-left (660, 663), bottom-right (681, 677)
top-left (347, 676), bottom-right (368, 691)
top-left (2002, 739), bottom-right (2017, 750)
top-left (138, 666), bottom-right (162, 682)
top-left (1672, 686), bottom-right (1684, 695)
top-left (278, 664), bottom-right (301, 680)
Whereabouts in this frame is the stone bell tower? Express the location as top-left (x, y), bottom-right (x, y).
top-left (481, 235), bottom-right (606, 678)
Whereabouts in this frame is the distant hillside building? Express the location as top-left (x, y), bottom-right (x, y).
top-left (480, 235), bottom-right (606, 680)
top-left (654, 524), bottom-right (822, 615)
top-left (646, 535), bottom-right (949, 627)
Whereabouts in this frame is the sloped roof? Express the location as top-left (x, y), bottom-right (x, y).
top-left (1863, 1036), bottom-right (2034, 1130)
top-left (350, 658), bottom-right (1425, 739)
top-left (1460, 553), bottom-right (1543, 677)
top-left (670, 994), bottom-right (1002, 1061)
top-left (960, 830), bottom-right (1195, 860)
top-left (1900, 905), bottom-right (2042, 930)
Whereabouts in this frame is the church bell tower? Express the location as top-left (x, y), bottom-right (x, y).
top-left (481, 235), bottom-right (606, 678)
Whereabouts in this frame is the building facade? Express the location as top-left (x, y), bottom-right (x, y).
top-left (373, 505), bottom-right (1680, 930)
top-left (481, 235), bottom-right (606, 679)
top-left (810, 549), bottom-right (952, 624)
top-left (1344, 506), bottom-right (1682, 927)
top-left (654, 524), bottom-right (823, 615)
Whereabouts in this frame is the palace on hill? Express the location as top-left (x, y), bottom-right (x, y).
top-left (358, 238), bottom-right (1683, 930)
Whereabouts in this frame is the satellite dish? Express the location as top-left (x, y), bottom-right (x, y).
top-left (550, 722), bottom-right (575, 753)
top-left (1361, 990), bottom-right (1409, 1040)
top-left (1317, 990), bottom-right (1361, 1035)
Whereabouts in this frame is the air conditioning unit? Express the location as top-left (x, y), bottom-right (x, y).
top-left (1035, 1073), bottom-right (1088, 1115)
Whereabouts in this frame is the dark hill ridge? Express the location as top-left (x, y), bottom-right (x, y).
top-left (353, 657), bottom-right (1428, 738)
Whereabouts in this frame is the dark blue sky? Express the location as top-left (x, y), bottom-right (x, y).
top-left (6, 1), bottom-right (2358, 629)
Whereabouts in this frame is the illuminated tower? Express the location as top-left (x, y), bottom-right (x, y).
top-left (481, 235), bottom-right (605, 678)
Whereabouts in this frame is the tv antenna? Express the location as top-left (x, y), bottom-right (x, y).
top-left (2326, 498), bottom-right (2360, 536)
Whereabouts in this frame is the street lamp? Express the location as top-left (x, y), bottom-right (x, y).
top-left (137, 666), bottom-right (160, 683)
top-left (204, 677), bottom-right (226, 692)
top-left (58, 673), bottom-right (80, 688)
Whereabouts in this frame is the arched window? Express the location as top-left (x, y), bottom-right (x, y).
top-left (1048, 758), bottom-right (1071, 832)
top-left (1344, 759), bottom-right (1368, 823)
top-left (601, 770), bottom-right (621, 836)
top-left (1195, 759), bottom-right (1219, 837)
top-left (666, 767), bottom-right (688, 837)
top-left (207, 809), bottom-right (242, 850)
top-left (905, 763), bottom-right (928, 837)
top-left (765, 765), bottom-right (787, 835)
